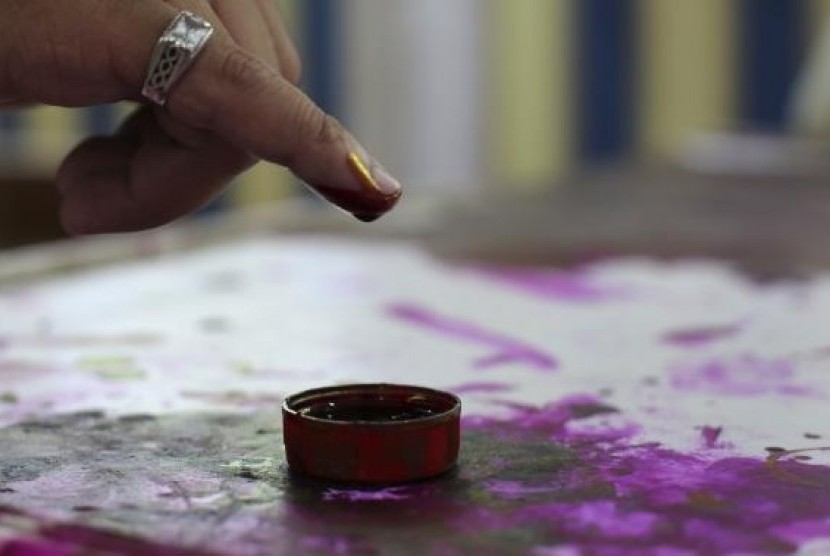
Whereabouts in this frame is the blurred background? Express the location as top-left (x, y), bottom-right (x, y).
top-left (5, 0), bottom-right (830, 248)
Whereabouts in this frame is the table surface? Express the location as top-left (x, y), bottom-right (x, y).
top-left (3, 166), bottom-right (830, 555)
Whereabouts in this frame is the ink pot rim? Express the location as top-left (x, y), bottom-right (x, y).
top-left (282, 383), bottom-right (461, 484)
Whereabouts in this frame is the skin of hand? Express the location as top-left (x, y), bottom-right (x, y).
top-left (0, 0), bottom-right (402, 234)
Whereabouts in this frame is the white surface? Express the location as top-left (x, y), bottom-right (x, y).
top-left (0, 237), bottom-right (828, 463)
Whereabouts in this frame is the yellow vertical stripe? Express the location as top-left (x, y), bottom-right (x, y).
top-left (791, 1), bottom-right (830, 133)
top-left (276, 0), bottom-right (299, 31)
top-left (487, 0), bottom-right (571, 190)
top-left (115, 102), bottom-right (137, 126)
top-left (231, 0), bottom-right (299, 208)
top-left (812, 0), bottom-right (830, 40)
top-left (232, 162), bottom-right (296, 207)
top-left (20, 107), bottom-right (81, 173)
top-left (806, 0), bottom-right (830, 56)
top-left (21, 104), bottom-right (135, 176)
top-left (640, 1), bottom-right (736, 155)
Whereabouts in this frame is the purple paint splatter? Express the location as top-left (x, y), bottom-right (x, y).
top-left (0, 506), bottom-right (212, 556)
top-left (700, 426), bottom-right (723, 449)
top-left (468, 267), bottom-right (626, 303)
top-left (671, 354), bottom-right (815, 398)
top-left (459, 397), bottom-right (830, 554)
top-left (465, 394), bottom-right (639, 445)
top-left (387, 304), bottom-right (558, 372)
top-left (299, 535), bottom-right (372, 555)
top-left (483, 481), bottom-right (562, 499)
top-left (324, 487), bottom-right (412, 502)
top-left (663, 323), bottom-right (743, 348)
top-left (520, 500), bottom-right (661, 540)
top-left (0, 537), bottom-right (75, 556)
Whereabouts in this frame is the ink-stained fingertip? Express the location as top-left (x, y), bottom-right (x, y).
top-left (353, 212), bottom-right (382, 223)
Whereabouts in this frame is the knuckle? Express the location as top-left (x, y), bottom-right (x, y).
top-left (218, 47), bottom-right (273, 95)
top-left (315, 114), bottom-right (344, 145)
top-left (172, 46), bottom-right (275, 130)
top-left (299, 110), bottom-right (344, 150)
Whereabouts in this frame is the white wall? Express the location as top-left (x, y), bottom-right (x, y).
top-left (342, 0), bottom-right (486, 191)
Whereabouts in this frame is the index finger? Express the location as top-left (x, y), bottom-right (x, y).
top-left (130, 4), bottom-right (403, 221)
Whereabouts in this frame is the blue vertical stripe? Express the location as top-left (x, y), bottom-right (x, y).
top-left (0, 111), bottom-right (22, 155)
top-left (739, 0), bottom-right (806, 130)
top-left (0, 112), bottom-right (21, 133)
top-left (299, 0), bottom-right (342, 203)
top-left (576, 0), bottom-right (638, 162)
top-left (83, 105), bottom-right (118, 136)
top-left (303, 0), bottom-right (342, 117)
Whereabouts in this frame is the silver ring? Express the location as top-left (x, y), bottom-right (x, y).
top-left (142, 11), bottom-right (214, 106)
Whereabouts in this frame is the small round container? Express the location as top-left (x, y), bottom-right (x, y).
top-left (282, 384), bottom-right (461, 484)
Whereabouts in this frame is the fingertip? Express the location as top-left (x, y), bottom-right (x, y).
top-left (168, 40), bottom-right (405, 220)
top-left (58, 193), bottom-right (112, 236)
top-left (58, 208), bottom-right (88, 237)
top-left (57, 174), bottom-right (120, 236)
top-left (305, 148), bottom-right (403, 219)
top-left (353, 213), bottom-right (382, 223)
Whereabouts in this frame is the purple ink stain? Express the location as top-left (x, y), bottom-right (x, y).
top-left (700, 426), bottom-right (723, 449)
top-left (455, 396), bottom-right (830, 553)
top-left (323, 487), bottom-right (413, 502)
top-left (387, 304), bottom-right (558, 372)
top-left (663, 323), bottom-right (743, 348)
top-left (0, 538), bottom-right (74, 556)
top-left (0, 506), bottom-right (214, 556)
top-left (671, 354), bottom-right (815, 398)
top-left (448, 382), bottom-right (513, 395)
top-left (469, 267), bottom-right (626, 303)
top-left (520, 500), bottom-right (660, 540)
top-left (300, 535), bottom-right (373, 555)
top-left (483, 481), bottom-right (562, 499)
top-left (773, 520), bottom-right (830, 546)
top-left (466, 394), bottom-right (639, 445)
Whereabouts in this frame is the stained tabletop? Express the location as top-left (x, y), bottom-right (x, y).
top-left (3, 167), bottom-right (830, 555)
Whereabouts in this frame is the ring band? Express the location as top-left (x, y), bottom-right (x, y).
top-left (142, 11), bottom-right (214, 106)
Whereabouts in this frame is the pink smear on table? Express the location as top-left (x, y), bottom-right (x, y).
top-left (483, 481), bottom-right (563, 499)
top-left (0, 506), bottom-right (212, 556)
top-left (324, 487), bottom-right (413, 502)
top-left (470, 268), bottom-right (627, 302)
top-left (300, 535), bottom-right (371, 554)
top-left (465, 394), bottom-right (638, 445)
top-left (521, 501), bottom-right (660, 540)
top-left (663, 323), bottom-right (743, 348)
top-left (462, 397), bottom-right (830, 553)
top-left (671, 354), bottom-right (816, 398)
top-left (773, 520), bottom-right (830, 546)
top-left (700, 426), bottom-right (723, 449)
top-left (387, 304), bottom-right (558, 372)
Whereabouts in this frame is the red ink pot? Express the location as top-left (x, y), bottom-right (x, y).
top-left (283, 384), bottom-right (461, 484)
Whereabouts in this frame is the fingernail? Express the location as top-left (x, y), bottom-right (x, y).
top-left (346, 151), bottom-right (402, 197)
top-left (312, 139), bottom-right (403, 221)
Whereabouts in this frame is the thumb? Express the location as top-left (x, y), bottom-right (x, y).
top-left (160, 18), bottom-right (402, 221)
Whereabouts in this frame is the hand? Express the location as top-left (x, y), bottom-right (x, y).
top-left (0, 0), bottom-right (402, 233)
